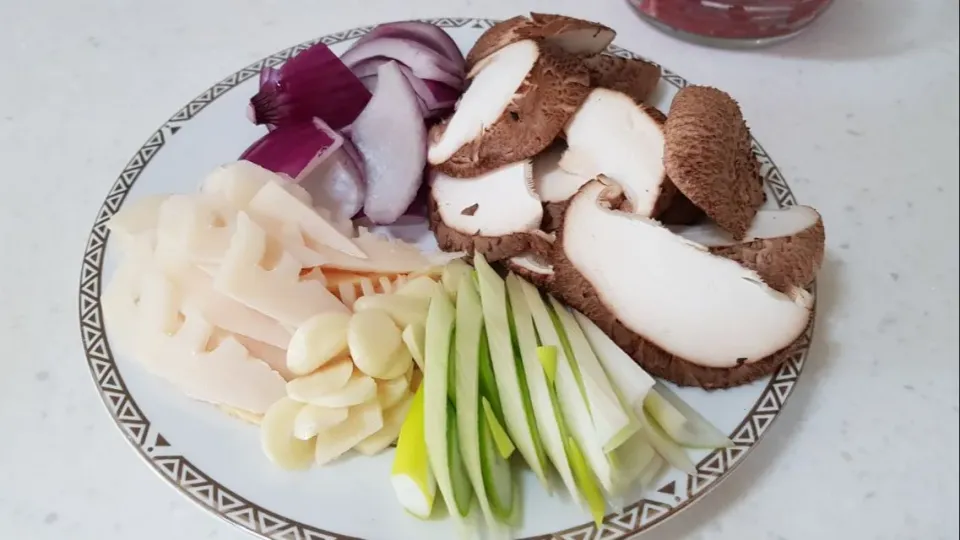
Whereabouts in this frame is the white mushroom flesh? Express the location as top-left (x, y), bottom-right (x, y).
top-left (669, 205), bottom-right (822, 247)
top-left (508, 254), bottom-right (554, 275)
top-left (532, 144), bottom-right (591, 203)
top-left (428, 40), bottom-right (540, 164)
top-left (562, 181), bottom-right (812, 368)
top-left (544, 29), bottom-right (615, 55)
top-left (562, 89), bottom-right (666, 216)
top-left (432, 161), bottom-right (543, 236)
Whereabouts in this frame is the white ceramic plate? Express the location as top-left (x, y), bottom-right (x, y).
top-left (78, 18), bottom-right (815, 540)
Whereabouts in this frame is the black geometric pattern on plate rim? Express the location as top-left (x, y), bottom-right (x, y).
top-left (77, 17), bottom-right (814, 540)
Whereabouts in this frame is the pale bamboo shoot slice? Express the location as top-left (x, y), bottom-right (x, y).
top-left (247, 179), bottom-right (366, 259)
top-left (214, 212), bottom-right (348, 328)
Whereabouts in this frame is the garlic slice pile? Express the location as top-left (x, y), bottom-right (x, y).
top-left (260, 276), bottom-right (440, 469)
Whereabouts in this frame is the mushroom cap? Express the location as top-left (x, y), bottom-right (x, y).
top-left (465, 13), bottom-right (615, 72)
top-left (583, 53), bottom-right (661, 104)
top-left (540, 201), bottom-right (568, 233)
top-left (429, 41), bottom-right (591, 178)
top-left (427, 162), bottom-right (551, 263)
top-left (674, 205), bottom-right (826, 292)
top-left (561, 89), bottom-right (675, 217)
top-left (664, 86), bottom-right (764, 239)
top-left (548, 178), bottom-right (813, 388)
top-left (533, 142), bottom-right (591, 203)
top-left (657, 192), bottom-right (706, 225)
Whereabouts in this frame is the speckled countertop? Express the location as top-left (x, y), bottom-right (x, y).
top-left (1, 0), bottom-right (957, 539)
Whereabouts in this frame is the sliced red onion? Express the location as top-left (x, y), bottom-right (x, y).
top-left (340, 136), bottom-right (365, 173)
top-left (353, 22), bottom-right (465, 69)
top-left (259, 67), bottom-right (280, 88)
top-left (357, 74), bottom-right (378, 94)
top-left (350, 61), bottom-right (427, 225)
top-left (249, 44), bottom-right (371, 130)
top-left (397, 65), bottom-right (460, 118)
top-left (297, 137), bottom-right (367, 220)
top-left (353, 169), bottom-right (429, 222)
top-left (342, 39), bottom-right (463, 89)
top-left (239, 118), bottom-right (343, 179)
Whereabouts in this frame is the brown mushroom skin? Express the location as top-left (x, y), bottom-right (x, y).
top-left (501, 259), bottom-right (555, 290)
top-left (433, 47), bottom-right (592, 178)
top-left (664, 86), bottom-right (764, 240)
top-left (658, 192), bottom-right (706, 225)
top-left (583, 54), bottom-right (661, 104)
top-left (548, 234), bottom-right (812, 389)
top-left (544, 180), bottom-right (811, 389)
top-left (710, 215), bottom-right (825, 293)
top-left (540, 201), bottom-right (567, 232)
top-left (465, 13), bottom-right (615, 72)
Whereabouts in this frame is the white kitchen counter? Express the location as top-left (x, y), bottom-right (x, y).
top-left (1, 0), bottom-right (957, 538)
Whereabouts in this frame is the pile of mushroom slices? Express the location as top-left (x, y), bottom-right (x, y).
top-left (426, 13), bottom-right (826, 390)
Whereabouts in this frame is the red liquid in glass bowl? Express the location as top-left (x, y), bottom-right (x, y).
top-left (629, 0), bottom-right (833, 43)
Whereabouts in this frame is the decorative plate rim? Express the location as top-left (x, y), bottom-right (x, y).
top-left (77, 17), bottom-right (816, 540)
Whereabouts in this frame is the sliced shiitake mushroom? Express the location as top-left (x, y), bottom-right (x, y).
top-left (465, 13), bottom-right (615, 72)
top-left (664, 86), bottom-right (765, 240)
top-left (671, 205), bottom-right (825, 292)
top-left (561, 88), bottom-right (676, 217)
top-left (428, 161), bottom-right (550, 262)
top-left (549, 178), bottom-right (814, 388)
top-left (583, 53), bottom-right (661, 104)
top-left (428, 40), bottom-right (591, 177)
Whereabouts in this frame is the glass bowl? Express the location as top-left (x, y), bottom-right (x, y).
top-left (627, 0), bottom-right (835, 48)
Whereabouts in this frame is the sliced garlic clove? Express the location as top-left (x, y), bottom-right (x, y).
top-left (314, 400), bottom-right (384, 466)
top-left (401, 323), bottom-right (427, 372)
top-left (349, 309), bottom-right (403, 378)
top-left (305, 371), bottom-right (377, 408)
top-left (403, 362), bottom-right (415, 384)
top-left (293, 403), bottom-right (349, 440)
top-left (378, 346), bottom-right (414, 381)
top-left (377, 375), bottom-right (412, 410)
top-left (353, 293), bottom-right (429, 328)
top-left (287, 312), bottom-right (352, 376)
top-left (354, 393), bottom-right (415, 455)
top-left (409, 369), bottom-right (423, 394)
top-left (260, 398), bottom-right (316, 470)
top-left (394, 275), bottom-right (442, 300)
top-left (285, 357), bottom-right (354, 403)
